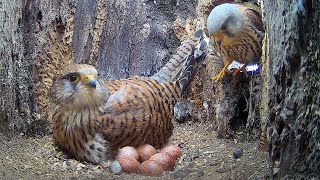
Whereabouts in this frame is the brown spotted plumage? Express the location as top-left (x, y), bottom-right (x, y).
top-left (50, 30), bottom-right (206, 164)
top-left (101, 78), bottom-right (181, 156)
top-left (206, 3), bottom-right (264, 82)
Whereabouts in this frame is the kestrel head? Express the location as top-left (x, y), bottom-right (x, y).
top-left (50, 64), bottom-right (109, 108)
top-left (206, 3), bottom-right (244, 43)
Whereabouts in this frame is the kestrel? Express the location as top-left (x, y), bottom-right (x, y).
top-left (206, 3), bottom-right (264, 82)
top-left (152, 29), bottom-right (205, 83)
top-left (50, 30), bottom-right (206, 164)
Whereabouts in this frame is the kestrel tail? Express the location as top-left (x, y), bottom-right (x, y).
top-left (206, 3), bottom-right (264, 82)
top-left (50, 31), bottom-right (207, 164)
top-left (152, 29), bottom-right (204, 83)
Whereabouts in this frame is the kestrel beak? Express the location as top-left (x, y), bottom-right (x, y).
top-left (82, 74), bottom-right (97, 89)
top-left (212, 33), bottom-right (224, 45)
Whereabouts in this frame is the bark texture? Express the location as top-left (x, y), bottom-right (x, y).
top-left (261, 0), bottom-right (320, 178)
top-left (0, 1), bottom-right (41, 135)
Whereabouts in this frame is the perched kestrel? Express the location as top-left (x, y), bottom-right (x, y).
top-left (50, 30), bottom-right (206, 164)
top-left (206, 3), bottom-right (264, 82)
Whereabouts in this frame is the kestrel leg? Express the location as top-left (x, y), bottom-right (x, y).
top-left (212, 59), bottom-right (232, 82)
top-left (233, 65), bottom-right (249, 78)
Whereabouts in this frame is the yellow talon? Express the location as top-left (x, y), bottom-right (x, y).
top-left (211, 61), bottom-right (232, 82)
top-left (212, 68), bottom-right (226, 82)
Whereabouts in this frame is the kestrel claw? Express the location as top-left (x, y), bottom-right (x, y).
top-left (211, 60), bottom-right (232, 82)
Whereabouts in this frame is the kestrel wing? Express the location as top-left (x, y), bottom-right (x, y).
top-left (244, 8), bottom-right (264, 33)
top-left (99, 78), bottom-right (177, 153)
top-left (103, 76), bottom-right (141, 93)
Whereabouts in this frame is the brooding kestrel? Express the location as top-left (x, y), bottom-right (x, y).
top-left (206, 3), bottom-right (264, 82)
top-left (50, 30), bottom-right (206, 164)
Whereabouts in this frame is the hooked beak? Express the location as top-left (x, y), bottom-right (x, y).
top-left (212, 33), bottom-right (224, 46)
top-left (216, 39), bottom-right (221, 46)
top-left (82, 74), bottom-right (96, 89)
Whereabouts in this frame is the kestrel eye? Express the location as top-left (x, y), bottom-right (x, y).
top-left (69, 74), bottom-right (78, 83)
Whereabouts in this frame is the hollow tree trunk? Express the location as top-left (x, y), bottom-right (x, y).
top-left (1, 0), bottom-right (319, 178)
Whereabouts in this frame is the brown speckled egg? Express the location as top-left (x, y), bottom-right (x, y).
top-left (118, 156), bottom-right (140, 173)
top-left (160, 144), bottom-right (182, 160)
top-left (117, 146), bottom-right (139, 160)
top-left (137, 144), bottom-right (157, 162)
top-left (149, 152), bottom-right (176, 171)
top-left (139, 160), bottom-right (163, 176)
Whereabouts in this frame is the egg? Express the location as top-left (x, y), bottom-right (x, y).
top-left (118, 156), bottom-right (140, 173)
top-left (149, 152), bottom-right (176, 171)
top-left (139, 160), bottom-right (163, 176)
top-left (117, 146), bottom-right (139, 160)
top-left (160, 144), bottom-right (182, 160)
top-left (137, 144), bottom-right (157, 162)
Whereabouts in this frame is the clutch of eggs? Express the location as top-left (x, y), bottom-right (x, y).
top-left (117, 144), bottom-right (182, 176)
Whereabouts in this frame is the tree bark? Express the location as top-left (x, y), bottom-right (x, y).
top-left (0, 1), bottom-right (36, 134)
top-left (260, 0), bottom-right (319, 178)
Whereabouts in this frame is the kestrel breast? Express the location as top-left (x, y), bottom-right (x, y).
top-left (219, 29), bottom-right (262, 64)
